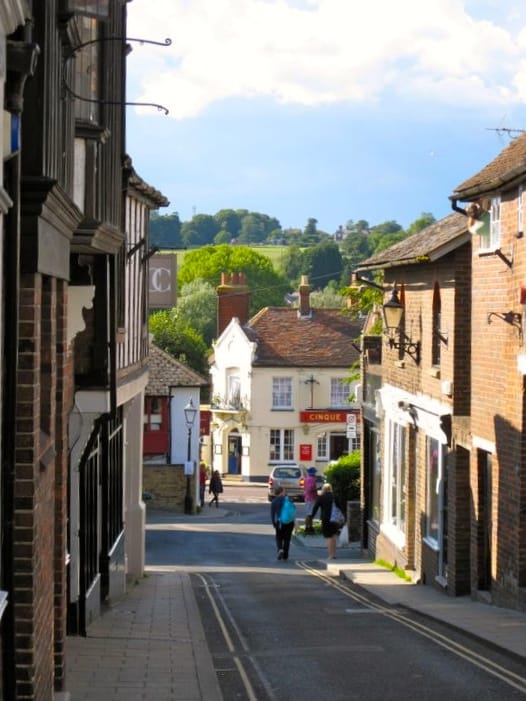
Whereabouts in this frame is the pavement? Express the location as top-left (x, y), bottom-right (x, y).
top-left (63, 496), bottom-right (526, 700)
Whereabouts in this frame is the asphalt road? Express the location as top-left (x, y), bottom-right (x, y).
top-left (145, 488), bottom-right (526, 700)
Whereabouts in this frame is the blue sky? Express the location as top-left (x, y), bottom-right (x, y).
top-left (125, 0), bottom-right (526, 234)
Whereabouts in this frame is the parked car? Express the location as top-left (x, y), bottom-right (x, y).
top-left (267, 465), bottom-right (325, 502)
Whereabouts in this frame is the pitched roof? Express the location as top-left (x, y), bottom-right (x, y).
top-left (355, 213), bottom-right (469, 271)
top-left (243, 307), bottom-right (362, 367)
top-left (451, 132), bottom-right (526, 201)
top-left (146, 344), bottom-right (208, 395)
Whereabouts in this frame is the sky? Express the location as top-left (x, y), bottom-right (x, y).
top-left (125, 0), bottom-right (526, 234)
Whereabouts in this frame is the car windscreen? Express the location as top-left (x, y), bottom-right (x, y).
top-left (275, 468), bottom-right (301, 478)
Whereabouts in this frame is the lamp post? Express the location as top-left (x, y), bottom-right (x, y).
top-left (184, 398), bottom-right (197, 514)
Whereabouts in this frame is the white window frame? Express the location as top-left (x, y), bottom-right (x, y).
top-left (316, 433), bottom-right (328, 459)
top-left (382, 419), bottom-right (406, 547)
top-left (479, 196), bottom-right (501, 250)
top-left (227, 374), bottom-right (241, 407)
top-left (425, 437), bottom-right (442, 547)
top-left (272, 377), bottom-right (293, 409)
top-left (269, 429), bottom-right (295, 462)
top-left (330, 378), bottom-right (349, 407)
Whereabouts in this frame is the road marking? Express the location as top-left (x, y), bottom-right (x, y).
top-left (296, 561), bottom-right (526, 694)
top-left (196, 573), bottom-right (276, 701)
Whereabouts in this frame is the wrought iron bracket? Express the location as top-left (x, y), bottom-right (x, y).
top-left (63, 36), bottom-right (171, 114)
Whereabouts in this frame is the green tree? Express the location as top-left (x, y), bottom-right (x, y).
top-left (325, 451), bottom-right (361, 504)
top-left (302, 241), bottom-right (343, 289)
top-left (149, 309), bottom-right (208, 375)
top-left (309, 285), bottom-right (346, 308)
top-left (406, 212), bottom-right (436, 236)
top-left (177, 279), bottom-right (217, 345)
top-left (181, 214), bottom-right (219, 247)
top-left (149, 211), bottom-right (183, 249)
top-left (279, 245), bottom-right (304, 283)
top-left (214, 209), bottom-right (242, 238)
top-left (238, 213), bottom-right (266, 244)
top-left (214, 229), bottom-right (232, 245)
top-left (178, 244), bottom-right (289, 314)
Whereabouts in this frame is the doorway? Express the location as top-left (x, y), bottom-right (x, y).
top-left (329, 433), bottom-right (348, 461)
top-left (477, 449), bottom-right (492, 591)
top-left (227, 431), bottom-right (241, 474)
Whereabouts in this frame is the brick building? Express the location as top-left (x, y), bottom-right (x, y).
top-left (450, 133), bottom-right (526, 610)
top-left (356, 214), bottom-right (473, 595)
top-left (357, 134), bottom-right (526, 612)
top-left (1, 2), bottom-right (167, 698)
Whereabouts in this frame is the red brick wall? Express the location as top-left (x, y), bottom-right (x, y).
top-left (14, 274), bottom-right (70, 698)
top-left (470, 189), bottom-right (525, 607)
top-left (216, 272), bottom-right (250, 336)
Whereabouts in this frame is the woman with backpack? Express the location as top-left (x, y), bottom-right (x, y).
top-left (270, 486), bottom-right (296, 560)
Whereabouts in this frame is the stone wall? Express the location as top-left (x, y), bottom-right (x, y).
top-left (143, 464), bottom-right (196, 511)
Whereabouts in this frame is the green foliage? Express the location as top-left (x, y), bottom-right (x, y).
top-left (325, 451), bottom-right (360, 504)
top-left (149, 309), bottom-right (208, 375)
top-left (149, 211), bottom-right (183, 249)
top-left (181, 214), bottom-right (220, 247)
top-left (343, 274), bottom-right (384, 322)
top-left (177, 279), bottom-right (217, 345)
top-left (309, 286), bottom-right (346, 308)
top-left (178, 244), bottom-right (289, 314)
top-left (302, 240), bottom-right (344, 288)
top-left (375, 559), bottom-right (412, 582)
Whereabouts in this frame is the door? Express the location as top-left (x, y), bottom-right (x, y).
top-left (330, 433), bottom-right (347, 461)
top-left (478, 450), bottom-right (492, 591)
top-left (228, 432), bottom-right (241, 474)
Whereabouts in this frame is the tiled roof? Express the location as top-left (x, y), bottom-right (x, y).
top-left (355, 213), bottom-right (468, 271)
top-left (244, 308), bottom-right (362, 367)
top-left (451, 132), bottom-right (526, 200)
top-left (146, 344), bottom-right (208, 395)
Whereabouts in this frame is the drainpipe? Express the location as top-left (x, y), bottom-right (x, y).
top-left (450, 198), bottom-right (468, 217)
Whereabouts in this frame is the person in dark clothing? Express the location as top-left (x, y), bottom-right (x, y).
top-left (270, 486), bottom-right (295, 560)
top-left (311, 483), bottom-right (344, 560)
top-left (199, 462), bottom-right (207, 508)
top-left (208, 470), bottom-right (223, 507)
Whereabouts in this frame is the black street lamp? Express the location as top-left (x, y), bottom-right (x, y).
top-left (184, 398), bottom-right (197, 514)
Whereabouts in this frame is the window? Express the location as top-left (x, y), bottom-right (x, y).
top-left (369, 429), bottom-right (381, 522)
top-left (144, 397), bottom-right (163, 431)
top-left (269, 429), bottom-right (294, 461)
top-left (74, 16), bottom-right (100, 123)
top-left (227, 374), bottom-right (241, 408)
top-left (384, 420), bottom-right (406, 539)
top-left (317, 433), bottom-right (328, 459)
top-left (489, 196), bottom-right (501, 247)
top-left (426, 437), bottom-right (441, 544)
top-left (272, 377), bottom-right (292, 409)
top-left (330, 378), bottom-right (349, 407)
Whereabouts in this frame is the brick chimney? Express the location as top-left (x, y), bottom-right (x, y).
top-left (217, 271), bottom-right (250, 336)
top-left (298, 275), bottom-right (312, 318)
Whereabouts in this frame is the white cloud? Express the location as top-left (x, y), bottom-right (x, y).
top-left (126, 0), bottom-right (526, 119)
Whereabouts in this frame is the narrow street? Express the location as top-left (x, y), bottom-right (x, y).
top-left (145, 484), bottom-right (526, 700)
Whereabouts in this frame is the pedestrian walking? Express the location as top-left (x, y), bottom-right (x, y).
top-left (199, 462), bottom-right (207, 508)
top-left (311, 483), bottom-right (345, 560)
top-left (303, 466), bottom-right (318, 534)
top-left (270, 486), bottom-right (296, 560)
top-left (208, 470), bottom-right (223, 507)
